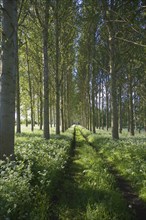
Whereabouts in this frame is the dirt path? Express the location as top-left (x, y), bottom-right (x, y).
top-left (80, 129), bottom-right (146, 220)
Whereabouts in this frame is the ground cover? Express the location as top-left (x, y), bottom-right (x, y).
top-left (0, 126), bottom-right (74, 220)
top-left (56, 126), bottom-right (133, 220)
top-left (1, 125), bottom-right (145, 219)
top-left (86, 129), bottom-right (146, 202)
top-left (80, 127), bottom-right (146, 219)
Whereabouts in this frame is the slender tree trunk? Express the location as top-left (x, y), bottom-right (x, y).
top-left (129, 72), bottom-right (134, 136)
top-left (119, 86), bottom-right (123, 133)
top-left (39, 89), bottom-right (43, 130)
top-left (102, 78), bottom-right (104, 129)
top-left (0, 0), bottom-right (17, 159)
top-left (88, 94), bottom-right (92, 131)
top-left (55, 0), bottom-right (60, 134)
top-left (95, 92), bottom-right (98, 129)
top-left (64, 81), bottom-right (68, 130)
top-left (25, 109), bottom-right (28, 127)
top-left (108, 28), bottom-right (119, 139)
top-left (144, 103), bottom-right (146, 132)
top-left (37, 97), bottom-right (40, 126)
top-left (92, 35), bottom-right (96, 133)
top-left (16, 35), bottom-right (21, 133)
top-left (50, 104), bottom-right (52, 128)
top-left (43, 0), bottom-right (50, 139)
top-left (39, 70), bottom-right (43, 130)
top-left (61, 83), bottom-right (65, 132)
top-left (98, 84), bottom-right (101, 129)
top-left (106, 80), bottom-right (109, 131)
top-left (26, 40), bottom-right (34, 132)
top-left (92, 80), bottom-right (95, 132)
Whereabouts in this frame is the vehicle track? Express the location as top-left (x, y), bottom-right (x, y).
top-left (48, 126), bottom-right (76, 220)
top-left (79, 128), bottom-right (146, 220)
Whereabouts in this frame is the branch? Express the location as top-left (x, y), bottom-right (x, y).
top-left (115, 36), bottom-right (146, 48)
top-left (34, 4), bottom-right (43, 27)
top-left (18, 0), bottom-right (26, 22)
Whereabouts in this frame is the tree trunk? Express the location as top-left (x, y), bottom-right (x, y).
top-left (102, 78), bottom-right (104, 130)
top-left (26, 40), bottom-right (34, 132)
top-left (98, 83), bottom-right (101, 129)
top-left (106, 79), bottom-right (109, 131)
top-left (119, 86), bottom-right (123, 133)
top-left (43, 0), bottom-right (50, 139)
top-left (25, 109), bottom-right (28, 127)
top-left (39, 89), bottom-right (43, 130)
top-left (16, 34), bottom-right (21, 133)
top-left (61, 83), bottom-right (65, 132)
top-left (91, 34), bottom-right (96, 133)
top-left (0, 0), bottom-right (17, 159)
top-left (144, 103), bottom-right (146, 132)
top-left (109, 29), bottom-right (119, 139)
top-left (55, 0), bottom-right (60, 134)
top-left (129, 72), bottom-right (134, 136)
top-left (95, 91), bottom-right (98, 128)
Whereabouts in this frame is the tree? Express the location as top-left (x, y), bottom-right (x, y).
top-left (34, 0), bottom-right (50, 139)
top-left (0, 0), bottom-right (17, 159)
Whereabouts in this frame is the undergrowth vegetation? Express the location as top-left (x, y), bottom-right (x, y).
top-left (1, 125), bottom-right (145, 219)
top-left (86, 128), bottom-right (146, 203)
top-left (57, 126), bottom-right (133, 220)
top-left (0, 127), bottom-right (74, 220)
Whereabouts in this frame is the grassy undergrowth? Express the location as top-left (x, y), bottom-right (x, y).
top-left (0, 126), bottom-right (74, 220)
top-left (57, 126), bottom-right (133, 220)
top-left (85, 128), bottom-right (146, 203)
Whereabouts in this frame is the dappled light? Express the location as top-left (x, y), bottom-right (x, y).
top-left (0, 0), bottom-right (146, 219)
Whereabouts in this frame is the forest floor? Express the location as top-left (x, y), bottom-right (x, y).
top-left (48, 126), bottom-right (146, 219)
top-left (80, 129), bottom-right (146, 220)
top-left (2, 125), bottom-right (146, 219)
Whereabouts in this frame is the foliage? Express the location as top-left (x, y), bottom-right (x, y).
top-left (0, 127), bottom-right (74, 219)
top-left (87, 128), bottom-right (146, 203)
top-left (57, 126), bottom-right (133, 219)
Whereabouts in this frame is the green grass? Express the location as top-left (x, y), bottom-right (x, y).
top-left (0, 126), bottom-right (74, 220)
top-left (86, 128), bottom-right (146, 203)
top-left (57, 126), bottom-right (133, 220)
top-left (1, 125), bottom-right (145, 219)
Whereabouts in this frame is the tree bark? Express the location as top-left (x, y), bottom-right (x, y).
top-left (129, 72), bottom-right (134, 136)
top-left (98, 83), bottom-right (101, 129)
top-left (102, 78), bottom-right (104, 130)
top-left (55, 0), bottom-right (60, 135)
top-left (16, 34), bottom-right (21, 133)
top-left (105, 1), bottom-right (119, 138)
top-left (26, 40), bottom-right (34, 132)
top-left (61, 82), bottom-right (65, 132)
top-left (91, 32), bottom-right (96, 133)
top-left (0, 0), bottom-right (17, 159)
top-left (109, 29), bottom-right (119, 139)
top-left (39, 86), bottom-right (43, 130)
top-left (106, 77), bottom-right (109, 131)
top-left (119, 86), bottom-right (123, 133)
top-left (43, 0), bottom-right (50, 139)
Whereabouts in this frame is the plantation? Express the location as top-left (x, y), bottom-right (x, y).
top-left (0, 0), bottom-right (146, 219)
top-left (1, 126), bottom-right (146, 219)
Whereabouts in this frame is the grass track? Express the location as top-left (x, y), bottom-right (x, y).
top-left (80, 126), bottom-right (146, 220)
top-left (54, 126), bottom-right (134, 220)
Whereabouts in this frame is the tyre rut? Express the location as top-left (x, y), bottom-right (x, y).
top-left (79, 129), bottom-right (146, 220)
